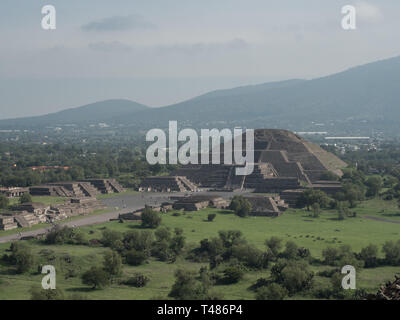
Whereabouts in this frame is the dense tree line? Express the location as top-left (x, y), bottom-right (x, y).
top-left (0, 142), bottom-right (175, 188)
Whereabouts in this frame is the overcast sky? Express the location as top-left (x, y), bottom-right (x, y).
top-left (1, 0), bottom-right (399, 119)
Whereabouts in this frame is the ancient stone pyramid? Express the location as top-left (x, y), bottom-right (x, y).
top-left (173, 129), bottom-right (346, 192)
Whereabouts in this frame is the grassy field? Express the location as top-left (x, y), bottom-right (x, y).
top-left (0, 203), bottom-right (399, 300)
top-left (8, 196), bottom-right (66, 206)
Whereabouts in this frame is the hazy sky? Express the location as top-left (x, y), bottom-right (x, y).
top-left (1, 0), bottom-right (400, 119)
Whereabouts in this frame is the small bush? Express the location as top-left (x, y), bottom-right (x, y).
top-left (256, 283), bottom-right (288, 300)
top-left (81, 266), bottom-right (110, 289)
top-left (125, 273), bottom-right (150, 287)
top-left (222, 266), bottom-right (244, 284)
top-left (141, 207), bottom-right (162, 228)
top-left (207, 213), bottom-right (216, 222)
top-left (126, 249), bottom-right (147, 266)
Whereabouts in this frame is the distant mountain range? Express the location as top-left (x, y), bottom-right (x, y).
top-left (2, 55), bottom-right (400, 136)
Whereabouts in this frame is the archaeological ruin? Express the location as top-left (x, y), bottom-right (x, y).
top-left (169, 129), bottom-right (347, 206)
top-left (139, 176), bottom-right (198, 192)
top-left (0, 197), bottom-right (105, 230)
top-left (243, 195), bottom-right (289, 217)
top-left (172, 195), bottom-right (228, 211)
top-left (173, 129), bottom-right (346, 192)
top-left (29, 179), bottom-right (125, 197)
top-left (0, 187), bottom-right (29, 198)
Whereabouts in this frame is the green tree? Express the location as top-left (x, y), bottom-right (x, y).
top-left (125, 273), bottom-right (150, 287)
top-left (311, 202), bottom-right (321, 218)
top-left (265, 236), bottom-right (283, 258)
top-left (222, 266), bottom-right (244, 284)
top-left (141, 207), bottom-right (161, 228)
top-left (365, 176), bottom-right (383, 197)
top-left (101, 229), bottom-right (123, 249)
top-left (103, 250), bottom-right (122, 276)
top-left (232, 243), bottom-right (268, 269)
top-left (9, 243), bottom-right (34, 274)
top-left (126, 249), bottom-right (147, 266)
top-left (229, 196), bottom-right (252, 217)
top-left (359, 244), bottom-right (379, 268)
top-left (271, 260), bottom-right (314, 295)
top-left (0, 194), bottom-right (9, 209)
top-left (296, 189), bottom-right (329, 210)
top-left (283, 241), bottom-right (299, 260)
top-left (169, 269), bottom-right (207, 300)
top-left (19, 193), bottom-right (33, 204)
top-left (382, 240), bottom-right (400, 265)
top-left (170, 228), bottom-right (185, 256)
top-left (81, 266), bottom-right (110, 289)
top-left (123, 230), bottom-right (153, 256)
top-left (322, 247), bottom-right (340, 265)
top-left (256, 283), bottom-right (288, 300)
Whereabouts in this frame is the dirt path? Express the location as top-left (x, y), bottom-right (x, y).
top-left (362, 215), bottom-right (400, 224)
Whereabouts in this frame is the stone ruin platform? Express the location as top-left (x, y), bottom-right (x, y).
top-left (172, 195), bottom-right (228, 211)
top-left (29, 179), bottom-right (125, 198)
top-left (139, 176), bottom-right (198, 192)
top-left (242, 194), bottom-right (289, 217)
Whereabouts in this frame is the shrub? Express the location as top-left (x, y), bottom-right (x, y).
top-left (222, 266), bottom-right (244, 284)
top-left (0, 194), bottom-right (9, 209)
top-left (81, 266), bottom-right (110, 289)
top-left (125, 273), bottom-right (150, 287)
top-left (382, 240), bottom-right (400, 265)
top-left (282, 241), bottom-right (299, 260)
top-left (229, 196), bottom-right (251, 217)
top-left (170, 228), bottom-right (185, 256)
top-left (311, 203), bottom-right (321, 218)
top-left (30, 286), bottom-right (65, 300)
top-left (358, 244), bottom-right (379, 268)
top-left (19, 193), bottom-right (33, 204)
top-left (44, 226), bottom-right (87, 245)
top-left (296, 189), bottom-right (330, 210)
top-left (123, 230), bottom-right (153, 255)
top-left (207, 213), bottom-right (216, 222)
top-left (265, 236), bottom-right (283, 258)
top-left (126, 249), bottom-right (147, 266)
top-left (101, 229), bottom-right (123, 248)
top-left (141, 207), bottom-right (161, 228)
top-left (9, 243), bottom-right (34, 274)
top-left (103, 250), bottom-right (122, 276)
top-left (232, 244), bottom-right (268, 269)
top-left (169, 269), bottom-right (207, 300)
top-left (271, 260), bottom-right (314, 294)
top-left (256, 283), bottom-right (288, 300)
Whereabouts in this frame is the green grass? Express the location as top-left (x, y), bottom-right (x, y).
top-left (82, 207), bottom-right (400, 258)
top-left (8, 196), bottom-right (65, 206)
top-left (0, 204), bottom-right (399, 300)
top-left (356, 198), bottom-right (400, 221)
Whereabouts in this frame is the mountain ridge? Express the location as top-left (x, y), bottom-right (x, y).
top-left (1, 55), bottom-right (400, 135)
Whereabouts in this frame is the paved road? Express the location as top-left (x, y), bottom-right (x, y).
top-left (0, 190), bottom-right (245, 244)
